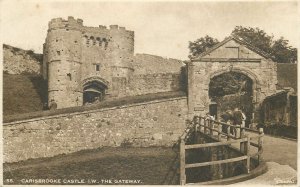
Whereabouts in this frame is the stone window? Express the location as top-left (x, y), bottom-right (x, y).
top-left (102, 38), bottom-right (108, 49)
top-left (96, 37), bottom-right (102, 46)
top-left (67, 73), bottom-right (72, 81)
top-left (83, 35), bottom-right (89, 45)
top-left (95, 64), bottom-right (100, 71)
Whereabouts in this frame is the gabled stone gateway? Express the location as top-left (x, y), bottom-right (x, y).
top-left (186, 35), bottom-right (278, 122)
top-left (192, 35), bottom-right (272, 60)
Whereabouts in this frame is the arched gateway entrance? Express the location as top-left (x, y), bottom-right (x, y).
top-left (186, 36), bottom-right (278, 122)
top-left (82, 77), bottom-right (108, 105)
top-left (209, 71), bottom-right (254, 127)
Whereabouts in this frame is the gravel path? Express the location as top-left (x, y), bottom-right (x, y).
top-left (247, 132), bottom-right (297, 170)
top-left (232, 162), bottom-right (297, 185)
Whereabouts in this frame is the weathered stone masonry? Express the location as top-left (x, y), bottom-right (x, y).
top-left (187, 36), bottom-right (278, 121)
top-left (43, 16), bottom-right (135, 108)
top-left (43, 16), bottom-right (184, 109)
top-left (3, 97), bottom-right (188, 163)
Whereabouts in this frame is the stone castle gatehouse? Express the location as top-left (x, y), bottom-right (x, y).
top-left (43, 16), bottom-right (135, 108)
top-left (43, 17), bottom-right (183, 109)
top-left (187, 36), bottom-right (278, 121)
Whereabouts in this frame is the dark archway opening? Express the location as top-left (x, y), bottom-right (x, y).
top-left (209, 72), bottom-right (253, 127)
top-left (83, 81), bottom-right (107, 105)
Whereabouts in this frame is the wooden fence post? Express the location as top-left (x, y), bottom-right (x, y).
top-left (194, 116), bottom-right (200, 143)
top-left (240, 124), bottom-right (246, 153)
top-left (240, 123), bottom-right (245, 138)
top-left (200, 117), bottom-right (203, 132)
top-left (194, 116), bottom-right (198, 133)
top-left (218, 123), bottom-right (222, 141)
top-left (180, 137), bottom-right (186, 185)
top-left (246, 135), bottom-right (250, 173)
top-left (209, 120), bottom-right (213, 136)
top-left (258, 128), bottom-right (264, 164)
top-left (227, 124), bottom-right (231, 141)
top-left (198, 116), bottom-right (201, 132)
top-left (199, 116), bottom-right (202, 132)
top-left (204, 119), bottom-right (207, 134)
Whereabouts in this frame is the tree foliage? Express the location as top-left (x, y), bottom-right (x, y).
top-left (232, 26), bottom-right (297, 63)
top-left (209, 72), bottom-right (253, 98)
top-left (231, 26), bottom-right (273, 54)
top-left (188, 35), bottom-right (219, 59)
top-left (189, 26), bottom-right (297, 63)
top-left (271, 37), bottom-right (297, 63)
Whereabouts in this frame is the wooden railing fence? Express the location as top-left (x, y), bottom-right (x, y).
top-left (180, 116), bottom-right (264, 185)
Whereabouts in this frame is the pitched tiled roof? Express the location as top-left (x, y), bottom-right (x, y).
top-left (192, 35), bottom-right (273, 60)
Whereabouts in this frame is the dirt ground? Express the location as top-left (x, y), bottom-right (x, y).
top-left (3, 147), bottom-right (180, 185)
top-left (261, 134), bottom-right (297, 170)
top-left (245, 132), bottom-right (297, 170)
top-left (3, 73), bottom-right (47, 116)
top-left (3, 134), bottom-right (297, 185)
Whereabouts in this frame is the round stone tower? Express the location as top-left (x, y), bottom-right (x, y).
top-left (43, 17), bottom-right (135, 109)
top-left (44, 16), bottom-right (84, 108)
top-left (108, 25), bottom-right (135, 97)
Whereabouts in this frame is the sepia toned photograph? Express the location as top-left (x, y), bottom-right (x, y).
top-left (1, 0), bottom-right (298, 185)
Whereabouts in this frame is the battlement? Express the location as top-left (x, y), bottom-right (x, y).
top-left (48, 16), bottom-right (133, 34)
top-left (48, 16), bottom-right (83, 30)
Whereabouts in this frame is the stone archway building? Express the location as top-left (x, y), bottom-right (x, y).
top-left (186, 35), bottom-right (278, 122)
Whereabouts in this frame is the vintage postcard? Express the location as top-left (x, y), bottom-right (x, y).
top-left (1, 0), bottom-right (298, 186)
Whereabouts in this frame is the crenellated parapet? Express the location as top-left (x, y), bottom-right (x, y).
top-left (48, 16), bottom-right (83, 31)
top-left (48, 17), bottom-right (134, 39)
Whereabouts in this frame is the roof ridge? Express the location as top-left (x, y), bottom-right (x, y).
top-left (192, 35), bottom-right (273, 60)
top-left (230, 34), bottom-right (272, 59)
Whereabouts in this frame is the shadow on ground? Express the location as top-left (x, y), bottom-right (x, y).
top-left (3, 147), bottom-right (180, 185)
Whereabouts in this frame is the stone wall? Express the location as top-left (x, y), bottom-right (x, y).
top-left (128, 73), bottom-right (184, 96)
top-left (133, 54), bottom-right (184, 74)
top-left (277, 63), bottom-right (297, 93)
top-left (261, 90), bottom-right (297, 126)
top-left (109, 72), bottom-right (186, 97)
top-left (3, 96), bottom-right (188, 163)
top-left (187, 38), bottom-right (278, 120)
top-left (107, 54), bottom-right (185, 97)
top-left (3, 44), bottom-right (42, 74)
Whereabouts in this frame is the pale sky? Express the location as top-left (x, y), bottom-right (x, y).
top-left (0, 0), bottom-right (299, 60)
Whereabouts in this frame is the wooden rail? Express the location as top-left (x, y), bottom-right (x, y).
top-left (185, 155), bottom-right (248, 168)
top-left (179, 116), bottom-right (264, 185)
top-left (185, 138), bottom-right (248, 150)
